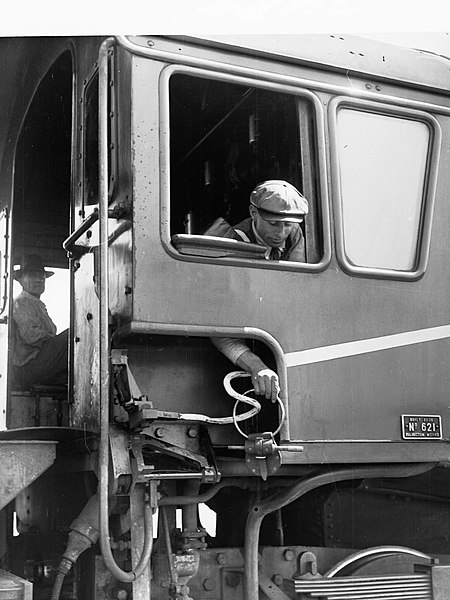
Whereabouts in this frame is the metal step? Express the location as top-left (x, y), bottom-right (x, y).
top-left (0, 440), bottom-right (57, 510)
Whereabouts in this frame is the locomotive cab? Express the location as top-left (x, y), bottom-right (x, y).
top-left (1, 34), bottom-right (450, 600)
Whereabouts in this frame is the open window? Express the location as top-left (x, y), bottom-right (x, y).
top-left (165, 69), bottom-right (325, 266)
top-left (8, 49), bottom-right (73, 404)
top-left (12, 50), bottom-right (72, 270)
top-left (330, 97), bottom-right (441, 280)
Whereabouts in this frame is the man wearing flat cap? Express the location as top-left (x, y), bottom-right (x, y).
top-left (12, 254), bottom-right (68, 388)
top-left (212, 180), bottom-right (309, 402)
top-left (231, 179), bottom-right (308, 260)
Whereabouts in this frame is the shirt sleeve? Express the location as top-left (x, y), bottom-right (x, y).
top-left (13, 297), bottom-right (56, 346)
top-left (211, 337), bottom-right (249, 365)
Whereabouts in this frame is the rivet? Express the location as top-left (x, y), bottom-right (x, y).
top-left (283, 549), bottom-right (295, 561)
top-left (272, 574), bottom-right (283, 586)
top-left (202, 578), bottom-right (215, 591)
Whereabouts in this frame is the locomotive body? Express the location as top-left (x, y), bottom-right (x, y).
top-left (0, 33), bottom-right (450, 599)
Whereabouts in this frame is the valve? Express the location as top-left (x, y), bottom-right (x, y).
top-left (244, 432), bottom-right (304, 480)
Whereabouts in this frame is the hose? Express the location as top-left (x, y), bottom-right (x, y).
top-left (50, 558), bottom-right (72, 600)
top-left (179, 371), bottom-right (261, 425)
top-left (180, 371), bottom-right (285, 438)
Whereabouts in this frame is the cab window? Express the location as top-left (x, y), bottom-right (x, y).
top-left (168, 72), bottom-right (324, 265)
top-left (331, 99), bottom-right (440, 279)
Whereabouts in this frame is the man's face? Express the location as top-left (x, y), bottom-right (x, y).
top-left (21, 270), bottom-right (46, 298)
top-left (250, 206), bottom-right (297, 248)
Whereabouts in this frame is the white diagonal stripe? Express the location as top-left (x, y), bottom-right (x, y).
top-left (285, 324), bottom-right (450, 367)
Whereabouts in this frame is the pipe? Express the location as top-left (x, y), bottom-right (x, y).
top-left (243, 463), bottom-right (434, 600)
top-left (181, 480), bottom-right (201, 532)
top-left (97, 37), bottom-right (153, 583)
top-left (159, 478), bottom-right (248, 506)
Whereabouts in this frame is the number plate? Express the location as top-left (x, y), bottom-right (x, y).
top-left (401, 415), bottom-right (442, 440)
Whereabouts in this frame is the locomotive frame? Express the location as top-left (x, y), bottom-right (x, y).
top-left (0, 33), bottom-right (450, 599)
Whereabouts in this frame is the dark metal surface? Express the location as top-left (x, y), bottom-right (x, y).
top-left (0, 440), bottom-right (57, 510)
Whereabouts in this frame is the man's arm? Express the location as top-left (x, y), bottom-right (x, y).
top-left (13, 297), bottom-right (55, 346)
top-left (212, 338), bottom-right (280, 402)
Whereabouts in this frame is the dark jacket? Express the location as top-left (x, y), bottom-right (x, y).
top-left (206, 216), bottom-right (305, 262)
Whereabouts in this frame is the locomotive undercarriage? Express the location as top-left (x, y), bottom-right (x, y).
top-left (3, 385), bottom-right (450, 600)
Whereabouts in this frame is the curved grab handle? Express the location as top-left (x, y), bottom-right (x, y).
top-left (63, 206), bottom-right (128, 254)
top-left (63, 210), bottom-right (99, 253)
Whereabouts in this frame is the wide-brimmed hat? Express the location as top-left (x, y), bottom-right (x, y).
top-left (250, 180), bottom-right (309, 223)
top-left (14, 254), bottom-right (54, 280)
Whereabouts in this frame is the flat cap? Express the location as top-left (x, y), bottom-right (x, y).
top-left (250, 180), bottom-right (309, 222)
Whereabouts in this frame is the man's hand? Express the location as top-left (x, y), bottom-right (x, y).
top-left (236, 349), bottom-right (280, 403)
top-left (251, 367), bottom-right (280, 402)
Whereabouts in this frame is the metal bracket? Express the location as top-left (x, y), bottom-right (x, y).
top-left (244, 432), bottom-right (282, 481)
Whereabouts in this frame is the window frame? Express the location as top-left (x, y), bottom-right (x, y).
top-left (329, 96), bottom-right (441, 281)
top-left (80, 57), bottom-right (117, 213)
top-left (159, 64), bottom-right (331, 273)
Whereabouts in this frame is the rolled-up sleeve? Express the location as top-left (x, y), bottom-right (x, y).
top-left (211, 337), bottom-right (249, 365)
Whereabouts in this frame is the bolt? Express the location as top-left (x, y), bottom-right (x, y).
top-left (202, 578), bottom-right (215, 591)
top-left (124, 286), bottom-right (132, 295)
top-left (86, 230), bottom-right (92, 238)
top-left (272, 574), bottom-right (283, 586)
top-left (86, 312), bottom-right (93, 321)
top-left (155, 427), bottom-right (165, 438)
top-left (375, 85), bottom-right (381, 91)
top-left (283, 549), bottom-right (295, 561)
top-left (365, 83), bottom-right (372, 89)
top-left (216, 552), bottom-right (226, 565)
top-left (147, 40), bottom-right (154, 47)
top-left (187, 427), bottom-right (198, 438)
top-left (108, 588), bottom-right (128, 600)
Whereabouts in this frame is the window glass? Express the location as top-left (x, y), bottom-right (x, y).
top-left (169, 74), bottom-right (320, 263)
top-left (337, 109), bottom-right (430, 271)
top-left (83, 59), bottom-right (115, 208)
top-left (83, 72), bottom-right (99, 206)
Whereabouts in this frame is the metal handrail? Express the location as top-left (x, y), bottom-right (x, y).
top-left (98, 37), bottom-right (153, 584)
top-left (62, 210), bottom-right (99, 253)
